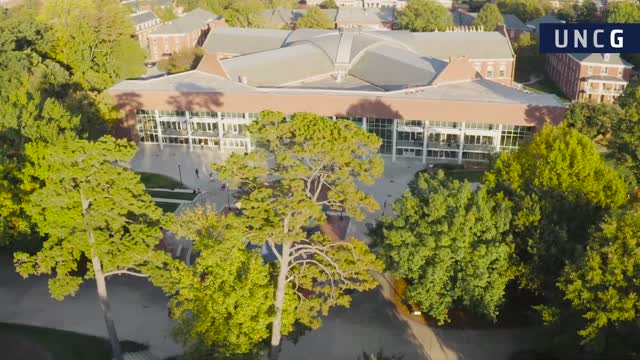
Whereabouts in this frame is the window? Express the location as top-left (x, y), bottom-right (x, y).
top-left (486, 66), bottom-right (494, 79)
top-left (601, 66), bottom-right (608, 75)
top-left (588, 66), bottom-right (593, 75)
top-left (499, 65), bottom-right (506, 78)
top-left (500, 125), bottom-right (533, 149)
top-left (604, 53), bottom-right (610, 61)
top-left (618, 67), bottom-right (623, 77)
top-left (366, 118), bottom-right (394, 155)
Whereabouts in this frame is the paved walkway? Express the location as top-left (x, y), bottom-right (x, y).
top-left (0, 253), bottom-right (182, 359)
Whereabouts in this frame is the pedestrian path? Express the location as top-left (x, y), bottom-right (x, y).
top-left (151, 198), bottom-right (190, 204)
top-left (147, 188), bottom-right (194, 193)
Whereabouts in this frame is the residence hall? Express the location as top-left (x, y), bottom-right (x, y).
top-left (108, 27), bottom-right (566, 164)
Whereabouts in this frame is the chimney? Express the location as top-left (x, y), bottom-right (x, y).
top-left (604, 53), bottom-right (610, 61)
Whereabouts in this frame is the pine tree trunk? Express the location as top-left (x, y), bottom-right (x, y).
top-left (92, 252), bottom-right (124, 360)
top-left (81, 190), bottom-right (123, 360)
top-left (269, 241), bottom-right (290, 360)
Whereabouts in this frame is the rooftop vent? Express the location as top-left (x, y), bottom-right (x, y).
top-left (239, 75), bottom-right (248, 84)
top-left (604, 53), bottom-right (610, 61)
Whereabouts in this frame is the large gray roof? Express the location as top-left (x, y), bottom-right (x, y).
top-left (151, 8), bottom-right (219, 35)
top-left (570, 53), bottom-right (632, 67)
top-left (222, 44), bottom-right (335, 87)
top-left (525, 14), bottom-right (564, 32)
top-left (204, 27), bottom-right (291, 55)
top-left (412, 32), bottom-right (513, 60)
top-left (350, 46), bottom-right (447, 91)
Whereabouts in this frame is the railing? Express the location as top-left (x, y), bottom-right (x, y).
top-left (396, 140), bottom-right (423, 149)
top-left (463, 144), bottom-right (496, 152)
top-left (426, 142), bottom-right (460, 150)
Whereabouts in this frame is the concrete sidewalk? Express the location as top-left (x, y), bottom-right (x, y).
top-left (0, 253), bottom-right (182, 359)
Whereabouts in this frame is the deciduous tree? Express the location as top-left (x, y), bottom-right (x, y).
top-left (563, 102), bottom-right (621, 142)
top-left (14, 136), bottom-right (180, 360)
top-left (213, 111), bottom-right (384, 359)
top-left (223, 0), bottom-right (266, 28)
top-left (378, 171), bottom-right (516, 324)
top-left (474, 4), bottom-right (504, 31)
top-left (485, 126), bottom-right (628, 293)
top-left (296, 6), bottom-right (334, 29)
top-left (607, 1), bottom-right (640, 23)
top-left (397, 0), bottom-right (453, 32)
top-left (560, 207), bottom-right (640, 339)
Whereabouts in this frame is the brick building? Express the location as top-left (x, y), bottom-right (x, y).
top-left (130, 10), bottom-right (162, 49)
top-left (146, 8), bottom-right (225, 63)
top-left (546, 53), bottom-right (633, 103)
top-left (108, 28), bottom-right (564, 164)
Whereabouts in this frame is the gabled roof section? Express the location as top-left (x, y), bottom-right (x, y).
top-left (525, 14), bottom-right (563, 32)
top-left (221, 44), bottom-right (335, 87)
top-left (431, 57), bottom-right (479, 85)
top-left (570, 53), bottom-right (633, 67)
top-left (196, 53), bottom-right (228, 78)
top-left (130, 10), bottom-right (159, 26)
top-left (412, 32), bottom-right (513, 60)
top-left (349, 46), bottom-right (447, 91)
top-left (151, 8), bottom-right (219, 35)
top-left (502, 14), bottom-right (529, 31)
top-left (108, 70), bottom-right (253, 92)
top-left (262, 6), bottom-right (296, 28)
top-left (451, 10), bottom-right (477, 26)
top-left (204, 27), bottom-right (291, 55)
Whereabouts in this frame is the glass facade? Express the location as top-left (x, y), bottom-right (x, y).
top-left (134, 110), bottom-right (534, 163)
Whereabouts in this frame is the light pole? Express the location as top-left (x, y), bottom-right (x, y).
top-left (177, 164), bottom-right (183, 185)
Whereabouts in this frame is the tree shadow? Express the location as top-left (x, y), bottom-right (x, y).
top-left (524, 104), bottom-right (567, 128)
top-left (112, 92), bottom-right (144, 141)
top-left (339, 98), bottom-right (403, 120)
top-left (166, 84), bottom-right (224, 112)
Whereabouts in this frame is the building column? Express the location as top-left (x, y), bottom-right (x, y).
top-left (362, 117), bottom-right (367, 131)
top-left (217, 112), bottom-right (223, 152)
top-left (392, 119), bottom-right (398, 162)
top-left (332, 115), bottom-right (336, 121)
top-left (154, 110), bottom-right (164, 150)
top-left (186, 111), bottom-right (193, 151)
top-left (422, 120), bottom-right (428, 164)
top-left (458, 122), bottom-right (465, 165)
top-left (495, 124), bottom-right (502, 152)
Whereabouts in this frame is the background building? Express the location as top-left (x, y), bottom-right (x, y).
top-left (546, 53), bottom-right (633, 103)
top-left (130, 10), bottom-right (162, 49)
top-left (146, 8), bottom-right (225, 62)
top-left (109, 28), bottom-right (565, 164)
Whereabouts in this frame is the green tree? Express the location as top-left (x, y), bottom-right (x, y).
top-left (40, 0), bottom-right (146, 91)
top-left (267, 0), bottom-right (297, 9)
top-left (157, 47), bottom-right (204, 74)
top-left (213, 111), bottom-right (384, 359)
top-left (576, 0), bottom-right (597, 23)
top-left (322, 0), bottom-right (338, 9)
top-left (609, 80), bottom-right (640, 181)
top-left (512, 32), bottom-right (542, 81)
top-left (560, 207), bottom-right (640, 339)
top-left (474, 4), bottom-right (504, 31)
top-left (168, 207), bottom-right (277, 356)
top-left (557, 3), bottom-right (577, 22)
top-left (497, 0), bottom-right (547, 22)
top-left (13, 136), bottom-right (180, 360)
top-left (607, 1), bottom-right (640, 23)
top-left (485, 126), bottom-right (628, 293)
top-left (563, 102), bottom-right (622, 142)
top-left (154, 6), bottom-right (177, 22)
top-left (295, 6), bottom-right (334, 29)
top-left (397, 0), bottom-right (453, 32)
top-left (223, 0), bottom-right (266, 28)
top-left (359, 350), bottom-right (405, 360)
top-left (378, 171), bottom-right (516, 324)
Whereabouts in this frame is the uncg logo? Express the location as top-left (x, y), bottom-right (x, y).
top-left (539, 24), bottom-right (640, 53)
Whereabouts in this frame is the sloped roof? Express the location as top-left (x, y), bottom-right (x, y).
top-left (109, 70), bottom-right (253, 92)
top-left (451, 10), bottom-right (477, 26)
top-left (502, 14), bottom-right (529, 31)
top-left (525, 14), bottom-right (563, 32)
top-left (262, 6), bottom-right (296, 28)
top-left (151, 8), bottom-right (219, 35)
top-left (412, 32), bottom-right (513, 60)
top-left (204, 27), bottom-right (291, 55)
top-left (350, 46), bottom-right (447, 90)
top-left (335, 7), bottom-right (395, 24)
top-left (221, 44), bottom-right (335, 86)
top-left (130, 10), bottom-right (159, 26)
top-left (570, 53), bottom-right (633, 67)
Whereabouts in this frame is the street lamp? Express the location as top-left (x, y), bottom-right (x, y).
top-left (177, 163), bottom-right (183, 185)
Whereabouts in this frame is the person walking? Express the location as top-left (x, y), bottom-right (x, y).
top-left (195, 168), bottom-right (199, 178)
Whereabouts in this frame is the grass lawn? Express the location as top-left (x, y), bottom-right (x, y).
top-left (0, 322), bottom-right (146, 360)
top-left (445, 170), bottom-right (485, 183)
top-left (155, 202), bottom-right (181, 213)
top-left (137, 172), bottom-right (187, 190)
top-left (523, 78), bottom-right (571, 103)
top-left (147, 190), bottom-right (196, 201)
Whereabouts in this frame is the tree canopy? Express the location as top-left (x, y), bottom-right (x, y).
top-left (562, 102), bottom-right (621, 142)
top-left (378, 171), bottom-right (516, 324)
top-left (485, 126), bottom-right (627, 293)
top-left (608, 80), bottom-right (640, 182)
top-left (39, 0), bottom-right (146, 91)
top-left (607, 1), bottom-right (640, 23)
top-left (296, 6), bottom-right (334, 29)
top-left (397, 0), bottom-right (453, 32)
top-left (474, 4), bottom-right (504, 31)
top-left (497, 0), bottom-right (550, 22)
top-left (220, 0), bottom-right (266, 28)
top-left (560, 207), bottom-right (640, 340)
top-left (322, 0), bottom-right (338, 9)
top-left (157, 48), bottom-right (204, 74)
top-left (575, 0), bottom-right (598, 23)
